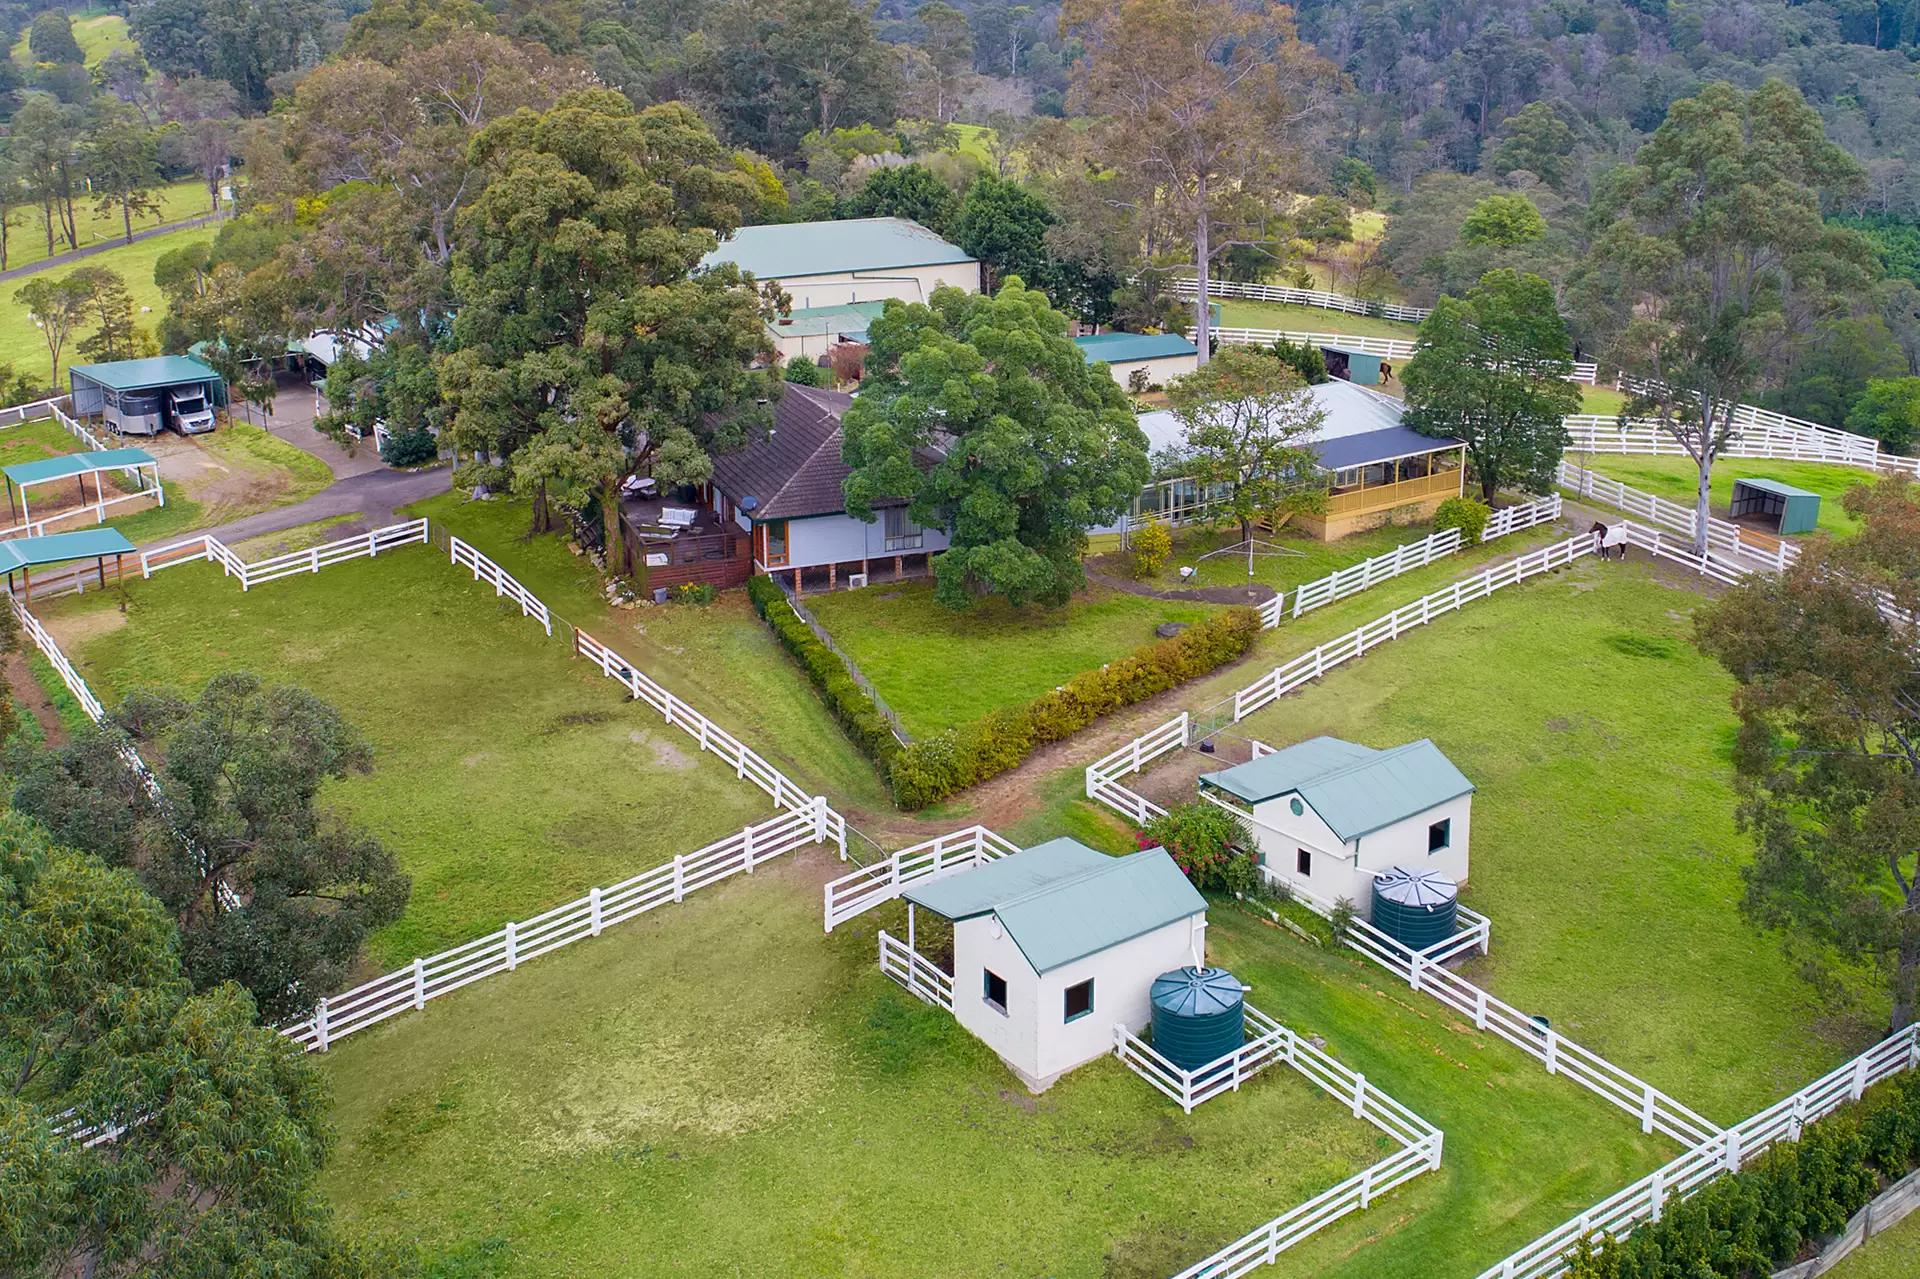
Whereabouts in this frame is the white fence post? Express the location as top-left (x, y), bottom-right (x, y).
top-left (412, 957), bottom-right (425, 1011)
top-left (673, 856), bottom-right (686, 903)
top-left (1649, 1165), bottom-right (1664, 1222)
top-left (1544, 1027), bottom-right (1559, 1075)
top-left (589, 886), bottom-right (603, 936)
top-left (744, 822), bottom-right (756, 872)
top-left (1723, 1127), bottom-right (1742, 1173)
top-left (314, 997), bottom-right (330, 1051)
top-left (1351, 1073), bottom-right (1366, 1118)
top-left (504, 920), bottom-right (517, 971)
top-left (1640, 1085), bottom-right (1656, 1135)
top-left (1854, 1054), bottom-right (1870, 1100)
top-left (1474, 988), bottom-right (1488, 1030)
top-left (1409, 950), bottom-right (1423, 994)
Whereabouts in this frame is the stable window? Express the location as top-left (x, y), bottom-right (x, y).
top-left (1064, 979), bottom-right (1094, 1023)
top-left (760, 519), bottom-right (790, 568)
top-left (1296, 848), bottom-right (1312, 876)
top-left (983, 969), bottom-right (1008, 1015)
top-left (883, 506), bottom-right (923, 551)
top-left (1429, 819), bottom-right (1451, 852)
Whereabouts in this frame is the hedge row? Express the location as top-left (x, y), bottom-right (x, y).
top-left (744, 576), bottom-right (901, 770)
top-left (1567, 1068), bottom-right (1920, 1279)
top-left (887, 606), bottom-right (1262, 810)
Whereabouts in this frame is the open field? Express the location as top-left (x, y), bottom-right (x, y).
top-left (0, 222), bottom-right (217, 384)
top-left (406, 493), bottom-right (896, 814)
top-left (1217, 298), bottom-right (1420, 341)
top-left (315, 848), bottom-right (1673, 1279)
top-left (1580, 385), bottom-right (1629, 415)
top-left (1228, 557), bottom-right (1873, 1118)
top-left (11, 10), bottom-right (132, 65)
top-left (0, 177), bottom-right (215, 277)
top-left (804, 579), bottom-right (1220, 737)
top-left (1826, 1207), bottom-right (1920, 1277)
top-left (1577, 453), bottom-right (1870, 538)
top-left (37, 543), bottom-right (780, 966)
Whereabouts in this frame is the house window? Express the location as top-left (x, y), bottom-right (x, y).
top-left (1296, 848), bottom-right (1312, 876)
top-left (983, 969), bottom-right (1008, 1014)
top-left (759, 520), bottom-right (790, 568)
top-left (1429, 819), bottom-right (1451, 852)
top-left (883, 506), bottom-right (923, 551)
top-left (1064, 979), bottom-right (1094, 1023)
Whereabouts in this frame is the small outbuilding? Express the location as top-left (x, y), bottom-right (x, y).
top-left (1198, 736), bottom-right (1474, 913)
top-left (900, 838), bottom-right (1208, 1091)
top-left (0, 527), bottom-right (139, 597)
top-left (69, 357), bottom-right (226, 437)
top-left (1075, 331), bottom-right (1200, 389)
top-left (3, 447), bottom-right (163, 532)
top-left (1730, 477), bottom-right (1821, 535)
top-left (1320, 344), bottom-right (1384, 386)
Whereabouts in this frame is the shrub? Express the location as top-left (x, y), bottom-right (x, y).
top-left (675, 583), bottom-right (716, 605)
top-left (1142, 801), bottom-right (1254, 888)
top-left (1433, 495), bottom-right (1492, 545)
top-left (784, 354), bottom-right (827, 387)
top-left (1565, 1072), bottom-right (1920, 1279)
top-left (745, 575), bottom-right (899, 770)
top-left (381, 427), bottom-right (438, 467)
top-left (1127, 367), bottom-right (1151, 396)
top-left (1271, 336), bottom-right (1330, 385)
top-left (1129, 522), bottom-right (1172, 579)
top-left (887, 606), bottom-right (1262, 809)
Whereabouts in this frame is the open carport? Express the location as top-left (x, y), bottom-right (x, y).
top-left (3, 447), bottom-right (163, 534)
top-left (69, 356), bottom-right (226, 436)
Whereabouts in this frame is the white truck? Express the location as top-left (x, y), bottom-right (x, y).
top-left (167, 386), bottom-right (217, 434)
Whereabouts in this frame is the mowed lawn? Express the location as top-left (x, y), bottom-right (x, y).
top-left (1234, 558), bottom-right (1875, 1118)
top-left (1217, 298), bottom-right (1420, 341)
top-left (1825, 1207), bottom-right (1920, 1278)
top-left (316, 850), bottom-right (1672, 1279)
top-left (1576, 453), bottom-right (1871, 538)
top-left (38, 546), bottom-right (779, 967)
top-left (805, 579), bottom-right (1220, 737)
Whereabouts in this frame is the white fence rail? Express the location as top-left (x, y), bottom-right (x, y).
top-left (1084, 712), bottom-right (1189, 827)
top-left (1558, 460), bottom-right (1794, 573)
top-left (449, 535), bottom-right (551, 634)
top-left (140, 519), bottom-right (431, 590)
top-left (9, 591), bottom-right (105, 721)
top-left (877, 929), bottom-right (956, 1009)
top-left (1482, 493), bottom-right (1564, 541)
top-left (1478, 1023), bottom-right (1920, 1279)
top-left (823, 825), bottom-right (1023, 931)
top-left (1166, 277), bottom-right (1433, 323)
top-left (284, 801), bottom-right (839, 1052)
top-left (1152, 1006), bottom-right (1445, 1278)
top-left (1210, 327), bottom-right (1417, 359)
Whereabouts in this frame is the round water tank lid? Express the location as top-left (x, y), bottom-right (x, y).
top-left (1374, 865), bottom-right (1458, 908)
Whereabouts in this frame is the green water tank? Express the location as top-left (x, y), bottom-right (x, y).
top-left (1149, 967), bottom-right (1246, 1071)
top-left (1371, 866), bottom-right (1458, 950)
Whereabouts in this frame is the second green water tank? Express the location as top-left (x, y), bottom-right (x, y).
top-left (1370, 866), bottom-right (1459, 950)
top-left (1149, 967), bottom-right (1246, 1071)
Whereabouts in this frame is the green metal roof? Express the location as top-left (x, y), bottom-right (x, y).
top-left (1732, 477), bottom-right (1820, 500)
top-left (1074, 332), bottom-right (1199, 364)
top-left (701, 217), bottom-right (975, 280)
top-left (5, 448), bottom-right (155, 487)
top-left (0, 528), bottom-right (137, 571)
top-left (768, 300), bottom-right (889, 339)
top-left (68, 356), bottom-right (221, 391)
top-left (1201, 736), bottom-right (1474, 843)
top-left (905, 838), bottom-right (1206, 974)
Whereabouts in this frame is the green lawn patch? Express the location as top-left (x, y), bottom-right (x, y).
top-left (1825, 1206), bottom-right (1920, 1278)
top-left (1232, 558), bottom-right (1873, 1118)
top-left (11, 10), bottom-right (133, 66)
top-left (0, 178), bottom-right (214, 277)
top-left (37, 546), bottom-right (780, 965)
top-left (804, 579), bottom-right (1220, 738)
top-left (1581, 385), bottom-right (1630, 416)
top-left (408, 492), bottom-right (896, 814)
top-left (1574, 453), bottom-right (1870, 538)
top-left (1217, 298), bottom-right (1420, 341)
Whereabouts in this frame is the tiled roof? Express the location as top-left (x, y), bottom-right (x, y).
top-left (709, 384), bottom-right (856, 521)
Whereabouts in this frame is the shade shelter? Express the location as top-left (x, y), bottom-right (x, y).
top-left (1320, 344), bottom-right (1384, 386)
top-left (3, 447), bottom-right (163, 533)
top-left (69, 357), bottom-right (226, 436)
top-left (1730, 477), bottom-right (1821, 535)
top-left (0, 527), bottom-right (138, 597)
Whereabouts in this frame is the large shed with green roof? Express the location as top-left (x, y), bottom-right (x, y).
top-left (700, 216), bottom-right (980, 310)
top-left (1200, 736), bottom-right (1475, 916)
top-left (1075, 330), bottom-right (1200, 390)
top-left (69, 356), bottom-right (225, 437)
top-left (896, 837), bottom-right (1209, 1091)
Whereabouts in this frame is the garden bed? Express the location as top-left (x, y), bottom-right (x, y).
top-left (35, 544), bottom-right (781, 966)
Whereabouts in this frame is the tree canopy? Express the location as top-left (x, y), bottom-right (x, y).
top-left (841, 279), bottom-right (1149, 608)
top-left (1162, 346), bottom-right (1327, 544)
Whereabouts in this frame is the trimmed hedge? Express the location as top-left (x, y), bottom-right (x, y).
top-left (887, 606), bottom-right (1262, 809)
top-left (745, 576), bottom-right (900, 770)
top-left (1566, 1069), bottom-right (1920, 1278)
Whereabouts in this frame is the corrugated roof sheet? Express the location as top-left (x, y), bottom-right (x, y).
top-left (0, 527), bottom-right (137, 571)
top-left (768, 300), bottom-right (890, 339)
top-left (1201, 736), bottom-right (1474, 842)
top-left (1733, 476), bottom-right (1820, 499)
top-left (68, 356), bottom-right (221, 392)
top-left (5, 447), bottom-right (155, 486)
top-left (1315, 425), bottom-right (1462, 470)
top-left (905, 838), bottom-right (1206, 974)
top-left (701, 217), bottom-right (975, 280)
top-left (1074, 332), bottom-right (1199, 363)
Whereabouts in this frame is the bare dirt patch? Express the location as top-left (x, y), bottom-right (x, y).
top-left (40, 599), bottom-right (130, 649)
top-left (6, 650), bottom-right (67, 745)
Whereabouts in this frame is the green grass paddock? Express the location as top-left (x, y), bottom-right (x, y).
top-left (1574, 453), bottom-right (1872, 539)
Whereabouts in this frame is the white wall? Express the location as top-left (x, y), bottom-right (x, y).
top-left (1238, 790), bottom-right (1472, 917)
top-left (772, 261), bottom-right (981, 310)
top-left (1033, 914), bottom-right (1206, 1080)
top-left (953, 915), bottom-right (1040, 1077)
top-left (1100, 353), bottom-right (1200, 388)
top-left (785, 511), bottom-right (950, 570)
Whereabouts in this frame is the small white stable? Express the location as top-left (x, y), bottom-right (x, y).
top-left (1199, 736), bottom-right (1474, 914)
top-left (885, 838), bottom-right (1207, 1092)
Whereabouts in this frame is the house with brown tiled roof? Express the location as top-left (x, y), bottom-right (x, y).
top-left (704, 384), bottom-right (949, 594)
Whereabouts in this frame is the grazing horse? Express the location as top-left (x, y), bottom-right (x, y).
top-left (1589, 520), bottom-right (1626, 560)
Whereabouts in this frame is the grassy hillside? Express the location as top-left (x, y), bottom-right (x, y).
top-left (2, 178), bottom-right (217, 276)
top-left (10, 10), bottom-right (132, 66)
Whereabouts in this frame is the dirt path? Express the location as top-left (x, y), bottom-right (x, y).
top-left (0, 209), bottom-right (229, 284)
top-left (6, 649), bottom-right (67, 746)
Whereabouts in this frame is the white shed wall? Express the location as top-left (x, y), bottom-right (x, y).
top-left (785, 512), bottom-right (949, 570)
top-left (953, 915), bottom-right (1040, 1076)
top-left (1031, 914), bottom-right (1206, 1080)
top-left (771, 261), bottom-right (981, 310)
top-left (1241, 790), bottom-right (1472, 917)
top-left (1099, 352), bottom-right (1200, 388)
